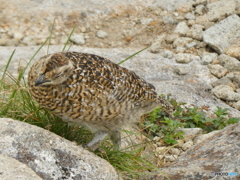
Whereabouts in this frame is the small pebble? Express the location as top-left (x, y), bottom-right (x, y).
top-left (182, 140), bottom-right (194, 151)
top-left (70, 34), bottom-right (86, 45)
top-left (96, 30), bottom-right (108, 39)
top-left (169, 148), bottom-right (181, 155)
top-left (175, 66), bottom-right (189, 75)
top-left (165, 155), bottom-right (178, 162)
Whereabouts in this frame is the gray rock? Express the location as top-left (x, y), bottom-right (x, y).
top-left (165, 34), bottom-right (179, 44)
top-left (201, 52), bottom-right (218, 65)
top-left (176, 140), bottom-right (184, 148)
top-left (184, 12), bottom-right (196, 20)
top-left (175, 53), bottom-right (200, 64)
top-left (231, 72), bottom-right (240, 88)
top-left (211, 77), bottom-right (234, 88)
top-left (192, 0), bottom-right (207, 6)
top-left (182, 140), bottom-right (193, 151)
top-left (174, 66), bottom-right (189, 75)
top-left (233, 101), bottom-right (240, 110)
top-left (193, 130), bottom-right (220, 145)
top-left (175, 128), bottom-right (203, 139)
top-left (155, 147), bottom-right (167, 153)
top-left (5, 39), bottom-right (20, 46)
top-left (175, 13), bottom-right (185, 21)
top-left (0, 154), bottom-right (42, 180)
top-left (154, 0), bottom-right (194, 12)
top-left (195, 4), bottom-right (205, 15)
top-left (174, 22), bottom-right (189, 36)
top-left (206, 0), bottom-right (236, 22)
top-left (194, 15), bottom-right (207, 26)
top-left (155, 142), bottom-right (163, 148)
top-left (187, 24), bottom-right (204, 41)
top-left (177, 3), bottom-right (193, 13)
top-left (236, 0), bottom-right (240, 14)
top-left (22, 36), bottom-right (36, 46)
top-left (0, 38), bottom-right (7, 46)
top-left (218, 54), bottom-right (240, 71)
top-left (208, 64), bottom-right (228, 78)
top-left (13, 32), bottom-right (24, 40)
top-left (153, 136), bottom-right (161, 142)
top-left (60, 35), bottom-right (68, 44)
top-left (187, 19), bottom-right (195, 26)
top-left (186, 41), bottom-right (197, 49)
top-left (140, 18), bottom-right (153, 25)
top-left (203, 14), bottom-right (240, 54)
top-left (169, 148), bottom-right (181, 155)
top-left (149, 34), bottom-right (166, 53)
top-left (224, 44), bottom-right (240, 60)
top-left (96, 30), bottom-right (108, 39)
top-left (196, 41), bottom-right (207, 48)
top-left (165, 155), bottom-right (178, 162)
top-left (226, 72), bottom-right (235, 80)
top-left (173, 37), bottom-right (193, 48)
top-left (70, 33), bottom-right (86, 45)
top-left (196, 41), bottom-right (207, 49)
top-left (161, 49), bottom-right (174, 59)
top-left (157, 123), bottom-right (240, 179)
top-left (162, 15), bottom-right (177, 25)
top-left (0, 118), bottom-right (118, 180)
top-left (212, 85), bottom-right (240, 101)
top-left (176, 47), bottom-right (186, 53)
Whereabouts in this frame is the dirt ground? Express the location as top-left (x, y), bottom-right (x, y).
top-left (0, 0), bottom-right (176, 49)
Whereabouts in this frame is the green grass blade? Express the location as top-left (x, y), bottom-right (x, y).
top-left (117, 46), bottom-right (149, 65)
top-left (18, 36), bottom-right (51, 86)
top-left (1, 49), bottom-right (16, 80)
top-left (47, 18), bottom-right (56, 55)
top-left (2, 71), bottom-right (18, 85)
top-left (62, 27), bottom-right (76, 52)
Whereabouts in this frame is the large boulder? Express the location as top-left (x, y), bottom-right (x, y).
top-left (0, 118), bottom-right (118, 180)
top-left (0, 154), bottom-right (42, 180)
top-left (143, 122), bottom-right (240, 179)
top-left (203, 14), bottom-right (240, 54)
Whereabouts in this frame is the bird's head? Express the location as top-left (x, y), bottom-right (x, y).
top-left (35, 53), bottom-right (74, 86)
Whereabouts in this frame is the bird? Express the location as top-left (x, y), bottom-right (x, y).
top-left (28, 51), bottom-right (173, 150)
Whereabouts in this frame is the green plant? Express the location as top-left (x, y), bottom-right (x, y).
top-left (142, 98), bottom-right (240, 146)
top-left (142, 106), bottom-right (185, 145)
top-left (160, 117), bottom-right (184, 144)
top-left (178, 106), bottom-right (208, 129)
top-left (175, 104), bottom-right (240, 132)
top-left (212, 106), bottom-right (240, 130)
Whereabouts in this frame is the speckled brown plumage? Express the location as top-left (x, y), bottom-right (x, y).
top-left (28, 51), bottom-right (172, 150)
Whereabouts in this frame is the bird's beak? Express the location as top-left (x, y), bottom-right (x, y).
top-left (35, 74), bottom-right (50, 86)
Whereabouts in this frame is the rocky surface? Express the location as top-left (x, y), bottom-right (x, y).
top-left (153, 128), bottom-right (203, 164)
top-left (145, 122), bottom-right (240, 180)
top-left (0, 154), bottom-right (42, 180)
top-left (0, 118), bottom-right (118, 180)
top-left (203, 14), bottom-right (240, 54)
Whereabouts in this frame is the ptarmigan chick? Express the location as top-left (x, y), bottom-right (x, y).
top-left (28, 52), bottom-right (172, 150)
